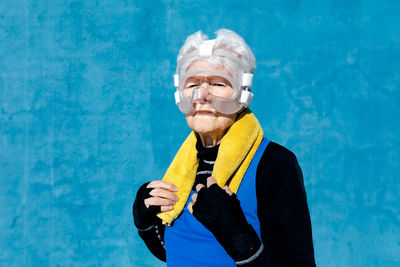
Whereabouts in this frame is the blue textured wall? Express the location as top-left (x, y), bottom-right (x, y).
top-left (1, 1), bottom-right (399, 266)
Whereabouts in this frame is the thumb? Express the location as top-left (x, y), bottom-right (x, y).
top-left (222, 185), bottom-right (233, 196)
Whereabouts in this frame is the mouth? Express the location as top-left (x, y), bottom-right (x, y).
top-left (195, 110), bottom-right (216, 116)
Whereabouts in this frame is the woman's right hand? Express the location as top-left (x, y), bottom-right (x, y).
top-left (133, 181), bottom-right (179, 229)
top-left (144, 180), bottom-right (179, 212)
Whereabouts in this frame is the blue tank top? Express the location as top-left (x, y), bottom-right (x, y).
top-left (164, 138), bottom-right (270, 266)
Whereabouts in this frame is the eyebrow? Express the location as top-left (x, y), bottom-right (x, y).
top-left (186, 76), bottom-right (231, 84)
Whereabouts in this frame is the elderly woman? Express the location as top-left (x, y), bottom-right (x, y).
top-left (133, 29), bottom-right (316, 266)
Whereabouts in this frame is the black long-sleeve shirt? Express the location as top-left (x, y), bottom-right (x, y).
top-left (135, 141), bottom-right (316, 266)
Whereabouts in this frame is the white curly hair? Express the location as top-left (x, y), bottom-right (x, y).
top-left (176, 29), bottom-right (256, 77)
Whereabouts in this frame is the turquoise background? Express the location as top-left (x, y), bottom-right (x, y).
top-left (1, 0), bottom-right (399, 266)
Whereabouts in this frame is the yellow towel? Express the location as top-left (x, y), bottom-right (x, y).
top-left (157, 108), bottom-right (264, 226)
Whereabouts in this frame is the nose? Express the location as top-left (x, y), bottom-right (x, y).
top-left (192, 84), bottom-right (212, 103)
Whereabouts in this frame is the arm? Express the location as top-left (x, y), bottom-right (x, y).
top-left (132, 181), bottom-right (179, 262)
top-left (253, 142), bottom-right (316, 266)
top-left (188, 142), bottom-right (316, 266)
top-left (136, 224), bottom-right (166, 262)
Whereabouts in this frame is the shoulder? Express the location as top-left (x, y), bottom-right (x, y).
top-left (256, 141), bottom-right (305, 197)
top-left (258, 141), bottom-right (300, 172)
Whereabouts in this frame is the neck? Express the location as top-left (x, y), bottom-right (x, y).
top-left (198, 131), bottom-right (224, 147)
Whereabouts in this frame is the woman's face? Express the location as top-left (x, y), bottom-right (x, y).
top-left (184, 59), bottom-right (238, 143)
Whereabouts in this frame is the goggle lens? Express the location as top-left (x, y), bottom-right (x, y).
top-left (182, 76), bottom-right (234, 98)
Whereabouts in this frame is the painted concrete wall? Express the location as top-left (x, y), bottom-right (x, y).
top-left (1, 1), bottom-right (399, 266)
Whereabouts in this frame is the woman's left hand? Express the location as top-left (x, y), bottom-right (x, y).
top-left (188, 177), bottom-right (232, 214)
top-left (187, 176), bottom-right (262, 263)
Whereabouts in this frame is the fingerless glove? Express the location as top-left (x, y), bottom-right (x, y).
top-left (132, 182), bottom-right (162, 230)
top-left (192, 184), bottom-right (262, 263)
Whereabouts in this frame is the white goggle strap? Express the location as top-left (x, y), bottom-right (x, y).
top-left (240, 73), bottom-right (254, 107)
top-left (242, 73), bottom-right (253, 87)
top-left (173, 72), bottom-right (253, 89)
top-left (173, 74), bottom-right (181, 105)
top-left (199, 40), bottom-right (216, 57)
top-left (174, 74), bottom-right (180, 88)
top-left (239, 90), bottom-right (253, 107)
top-left (174, 91), bottom-right (181, 105)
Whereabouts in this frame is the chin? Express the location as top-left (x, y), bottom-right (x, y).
top-left (192, 116), bottom-right (219, 133)
top-left (186, 113), bottom-right (235, 136)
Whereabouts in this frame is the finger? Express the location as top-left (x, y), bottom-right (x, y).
top-left (147, 180), bottom-right (178, 192)
top-left (206, 176), bottom-right (217, 188)
top-left (144, 197), bottom-right (176, 208)
top-left (188, 202), bottom-right (194, 214)
top-left (149, 188), bottom-right (179, 202)
top-left (222, 185), bottom-right (233, 196)
top-left (191, 193), bottom-right (198, 202)
top-left (161, 205), bottom-right (174, 212)
top-left (196, 183), bottom-right (206, 192)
